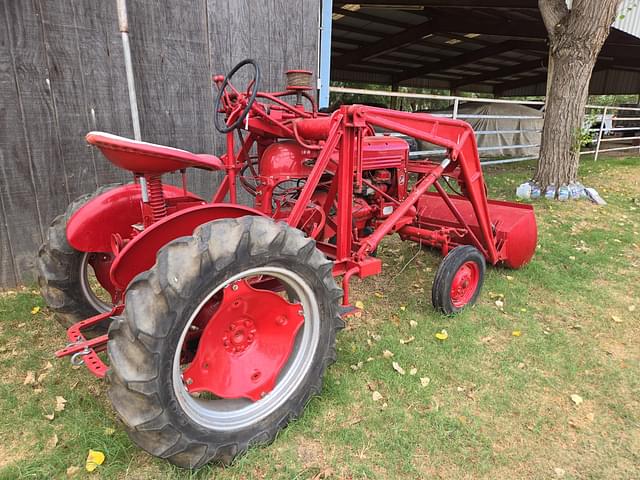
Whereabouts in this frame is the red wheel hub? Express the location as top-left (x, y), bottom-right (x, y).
top-left (450, 261), bottom-right (480, 308)
top-left (182, 279), bottom-right (305, 401)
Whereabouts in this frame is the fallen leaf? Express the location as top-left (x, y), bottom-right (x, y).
top-left (400, 336), bottom-right (415, 345)
top-left (512, 330), bottom-right (522, 337)
top-left (66, 466), bottom-right (80, 476)
top-left (611, 315), bottom-right (623, 323)
top-left (55, 396), bottom-right (67, 412)
top-left (506, 275), bottom-right (514, 281)
top-left (372, 391), bottom-right (383, 402)
top-left (44, 413), bottom-right (55, 421)
top-left (409, 320), bottom-right (418, 328)
top-left (399, 306), bottom-right (406, 312)
top-left (104, 427), bottom-right (116, 436)
top-left (488, 292), bottom-right (505, 300)
top-left (85, 449), bottom-right (105, 472)
top-left (554, 467), bottom-right (566, 478)
top-left (409, 367), bottom-right (418, 376)
top-left (374, 292), bottom-right (383, 298)
top-left (629, 305), bottom-right (636, 312)
top-left (355, 300), bottom-right (364, 310)
top-left (517, 362), bottom-right (526, 369)
top-left (37, 371), bottom-right (49, 383)
top-left (495, 299), bottom-right (505, 311)
top-left (570, 394), bottom-right (583, 406)
top-left (44, 361), bottom-right (53, 370)
top-left (382, 350), bottom-right (394, 358)
top-left (23, 371), bottom-right (36, 386)
top-left (31, 306), bottom-right (41, 315)
top-left (420, 377), bottom-right (431, 387)
top-left (46, 433), bottom-right (58, 450)
top-left (435, 329), bottom-right (448, 341)
top-left (350, 361), bottom-right (363, 371)
top-left (392, 361), bottom-right (406, 375)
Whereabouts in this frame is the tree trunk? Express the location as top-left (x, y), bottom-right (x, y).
top-left (535, 0), bottom-right (622, 190)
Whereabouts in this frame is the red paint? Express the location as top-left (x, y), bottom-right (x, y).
top-left (182, 279), bottom-right (304, 401)
top-left (86, 132), bottom-right (225, 173)
top-left (450, 261), bottom-right (480, 308)
top-left (109, 203), bottom-right (267, 290)
top-left (58, 63), bottom-right (537, 378)
top-left (67, 183), bottom-right (203, 253)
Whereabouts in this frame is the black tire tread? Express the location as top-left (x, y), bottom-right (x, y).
top-left (38, 183), bottom-right (122, 327)
top-left (431, 245), bottom-right (486, 315)
top-left (107, 216), bottom-right (343, 468)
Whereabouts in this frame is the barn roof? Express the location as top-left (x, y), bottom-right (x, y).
top-left (331, 0), bottom-right (640, 96)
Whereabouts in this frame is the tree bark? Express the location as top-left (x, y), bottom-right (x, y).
top-left (535, 0), bottom-right (622, 190)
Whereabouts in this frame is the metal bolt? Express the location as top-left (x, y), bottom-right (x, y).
top-left (232, 284), bottom-right (239, 291)
top-left (298, 309), bottom-right (304, 316)
top-left (185, 378), bottom-right (193, 385)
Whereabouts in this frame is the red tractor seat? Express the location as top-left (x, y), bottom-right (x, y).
top-left (86, 131), bottom-right (225, 174)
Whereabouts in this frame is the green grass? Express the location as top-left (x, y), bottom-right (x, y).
top-left (1, 156), bottom-right (639, 479)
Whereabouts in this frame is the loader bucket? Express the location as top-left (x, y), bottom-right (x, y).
top-left (415, 192), bottom-right (537, 269)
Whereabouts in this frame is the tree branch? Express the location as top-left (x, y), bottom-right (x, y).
top-left (538, 0), bottom-right (570, 36)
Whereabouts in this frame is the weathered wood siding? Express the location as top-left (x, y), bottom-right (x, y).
top-left (0, 0), bottom-right (319, 287)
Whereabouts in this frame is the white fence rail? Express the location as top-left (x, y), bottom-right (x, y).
top-left (329, 86), bottom-right (640, 166)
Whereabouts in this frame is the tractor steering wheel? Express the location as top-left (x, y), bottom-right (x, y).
top-left (214, 58), bottom-right (261, 134)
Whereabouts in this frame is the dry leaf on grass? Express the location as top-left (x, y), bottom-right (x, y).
top-left (31, 306), bottom-right (41, 315)
top-left (409, 367), bottom-right (418, 376)
top-left (350, 361), bottom-right (363, 371)
top-left (374, 292), bottom-right (383, 298)
top-left (570, 394), bottom-right (583, 406)
top-left (409, 320), bottom-right (418, 328)
top-left (399, 305), bottom-right (406, 311)
top-left (382, 350), bottom-right (394, 358)
top-left (104, 427), bottom-right (116, 436)
top-left (400, 336), bottom-right (415, 345)
top-left (512, 330), bottom-right (522, 337)
top-left (85, 449), bottom-right (105, 472)
top-left (392, 362), bottom-right (405, 375)
top-left (434, 329), bottom-right (448, 341)
top-left (44, 413), bottom-right (55, 421)
top-left (611, 315), bottom-right (623, 323)
top-left (355, 300), bottom-right (364, 310)
top-left (420, 377), bottom-right (431, 387)
top-left (372, 391), bottom-right (383, 402)
top-left (23, 371), bottom-right (36, 386)
top-left (55, 396), bottom-right (67, 412)
top-left (495, 299), bottom-right (505, 311)
top-left (629, 305), bottom-right (636, 312)
top-left (66, 466), bottom-right (80, 476)
top-left (46, 433), bottom-right (58, 450)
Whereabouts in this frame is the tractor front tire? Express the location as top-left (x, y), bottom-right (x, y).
top-left (37, 184), bottom-right (121, 328)
top-left (107, 216), bottom-right (343, 468)
top-left (432, 245), bottom-right (486, 315)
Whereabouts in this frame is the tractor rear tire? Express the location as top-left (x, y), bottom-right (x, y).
top-left (432, 245), bottom-right (486, 315)
top-left (37, 184), bottom-right (121, 328)
top-left (107, 216), bottom-right (343, 468)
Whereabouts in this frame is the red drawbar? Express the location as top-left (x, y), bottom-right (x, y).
top-left (182, 279), bottom-right (305, 401)
top-left (450, 261), bottom-right (480, 308)
top-left (86, 131), bottom-right (224, 174)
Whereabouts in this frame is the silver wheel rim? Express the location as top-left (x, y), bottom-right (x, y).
top-left (172, 266), bottom-right (321, 431)
top-left (79, 252), bottom-right (112, 313)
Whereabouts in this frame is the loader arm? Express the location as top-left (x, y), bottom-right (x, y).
top-left (351, 105), bottom-right (500, 264)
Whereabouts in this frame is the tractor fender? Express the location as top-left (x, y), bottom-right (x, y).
top-left (66, 184), bottom-right (203, 253)
top-left (109, 203), bottom-right (267, 290)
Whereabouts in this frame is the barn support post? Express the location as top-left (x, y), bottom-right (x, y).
top-left (319, 0), bottom-right (333, 109)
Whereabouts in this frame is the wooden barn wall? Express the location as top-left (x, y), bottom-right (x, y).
top-left (0, 0), bottom-right (320, 287)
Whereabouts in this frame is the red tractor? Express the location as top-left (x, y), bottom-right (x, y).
top-left (38, 59), bottom-right (536, 468)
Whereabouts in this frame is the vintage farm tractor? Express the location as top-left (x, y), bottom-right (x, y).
top-left (38, 59), bottom-right (536, 468)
